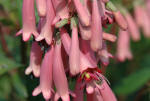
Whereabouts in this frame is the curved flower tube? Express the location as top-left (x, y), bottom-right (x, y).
top-left (32, 46), bottom-right (54, 100)
top-left (116, 29), bottom-right (132, 62)
top-left (53, 39), bottom-right (70, 101)
top-left (69, 23), bottom-right (80, 76)
top-left (90, 0), bottom-right (103, 52)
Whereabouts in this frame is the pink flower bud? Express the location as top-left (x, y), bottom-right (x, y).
top-left (146, 0), bottom-right (150, 15)
top-left (16, 0), bottom-right (39, 41)
top-left (25, 42), bottom-right (43, 77)
top-left (125, 12), bottom-right (140, 41)
top-left (113, 11), bottom-right (128, 30)
top-left (139, 8), bottom-right (150, 37)
top-left (53, 40), bottom-right (70, 101)
top-left (69, 26), bottom-right (80, 76)
top-left (36, 0), bottom-right (55, 45)
top-left (90, 0), bottom-right (103, 52)
top-left (103, 32), bottom-right (117, 42)
top-left (134, 6), bottom-right (143, 27)
top-left (36, 0), bottom-right (47, 17)
top-left (32, 46), bottom-right (54, 100)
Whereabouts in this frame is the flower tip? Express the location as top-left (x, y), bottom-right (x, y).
top-left (86, 85), bottom-right (94, 94)
top-left (33, 68), bottom-right (40, 78)
top-left (23, 33), bottom-right (32, 42)
top-left (32, 86), bottom-right (41, 96)
top-left (42, 90), bottom-right (52, 100)
top-left (16, 30), bottom-right (22, 36)
top-left (61, 94), bottom-right (70, 101)
top-left (25, 66), bottom-right (32, 75)
top-left (103, 62), bottom-right (109, 66)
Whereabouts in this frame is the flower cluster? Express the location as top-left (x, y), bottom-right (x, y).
top-left (16, 0), bottom-right (148, 100)
top-left (116, 0), bottom-right (150, 62)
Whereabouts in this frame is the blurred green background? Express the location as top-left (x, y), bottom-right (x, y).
top-left (0, 0), bottom-right (150, 101)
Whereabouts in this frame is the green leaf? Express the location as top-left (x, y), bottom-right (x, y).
top-left (113, 67), bottom-right (150, 95)
top-left (0, 55), bottom-right (22, 75)
top-left (0, 76), bottom-right (12, 99)
top-left (11, 73), bottom-right (28, 98)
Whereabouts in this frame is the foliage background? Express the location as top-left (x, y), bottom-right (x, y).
top-left (0, 0), bottom-right (149, 101)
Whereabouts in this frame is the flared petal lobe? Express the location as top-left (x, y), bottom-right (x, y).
top-left (21, 0), bottom-right (39, 41)
top-left (36, 0), bottom-right (55, 45)
top-left (25, 42), bottom-right (43, 77)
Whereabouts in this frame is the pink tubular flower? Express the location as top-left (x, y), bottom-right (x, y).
top-left (113, 11), bottom-right (128, 30)
top-left (134, 5), bottom-right (150, 37)
top-left (32, 46), bottom-right (54, 100)
top-left (60, 28), bottom-right (94, 72)
top-left (134, 6), bottom-right (143, 28)
top-left (125, 12), bottom-right (140, 41)
top-left (139, 8), bottom-right (150, 37)
top-left (80, 39), bottom-right (97, 67)
top-left (103, 32), bottom-right (117, 42)
top-left (69, 22), bottom-right (80, 76)
top-left (16, 0), bottom-right (39, 41)
top-left (79, 22), bottom-right (91, 40)
top-left (36, 0), bottom-right (47, 17)
top-left (73, 0), bottom-right (91, 26)
top-left (98, 0), bottom-right (105, 18)
top-left (52, 0), bottom-right (69, 20)
top-left (116, 29), bottom-right (133, 62)
top-left (36, 0), bottom-right (55, 45)
top-left (53, 39), bottom-right (70, 101)
top-left (90, 0), bottom-right (103, 52)
top-left (25, 42), bottom-right (43, 77)
top-left (146, 0), bottom-right (150, 15)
